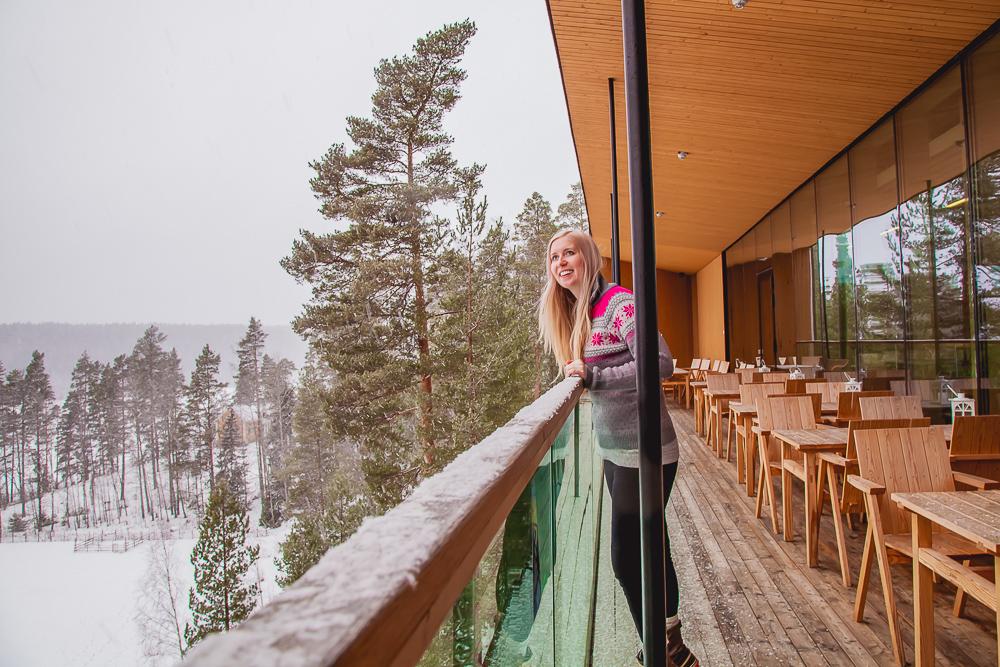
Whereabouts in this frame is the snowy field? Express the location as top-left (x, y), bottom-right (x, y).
top-left (0, 527), bottom-right (289, 666)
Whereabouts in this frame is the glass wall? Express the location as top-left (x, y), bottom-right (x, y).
top-left (725, 30), bottom-right (1000, 418)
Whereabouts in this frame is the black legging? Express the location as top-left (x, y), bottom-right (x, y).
top-left (603, 460), bottom-right (679, 637)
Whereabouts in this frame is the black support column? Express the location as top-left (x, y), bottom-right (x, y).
top-left (610, 77), bottom-right (621, 285)
top-left (620, 1), bottom-right (667, 666)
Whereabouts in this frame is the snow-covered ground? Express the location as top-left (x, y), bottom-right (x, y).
top-left (0, 526), bottom-right (290, 666)
top-left (0, 437), bottom-right (292, 666)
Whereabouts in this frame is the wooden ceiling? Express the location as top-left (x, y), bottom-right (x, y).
top-left (547, 0), bottom-right (1000, 273)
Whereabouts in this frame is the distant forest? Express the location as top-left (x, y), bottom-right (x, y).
top-left (0, 323), bottom-right (307, 399)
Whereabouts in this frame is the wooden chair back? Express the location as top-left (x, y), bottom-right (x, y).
top-left (853, 427), bottom-right (953, 535)
top-left (839, 417), bottom-right (932, 517)
top-left (738, 368), bottom-right (756, 384)
top-left (738, 382), bottom-right (785, 407)
top-left (836, 390), bottom-right (893, 422)
top-left (706, 373), bottom-right (739, 393)
top-left (800, 355), bottom-right (822, 367)
top-left (717, 360), bottom-right (730, 374)
top-left (781, 392), bottom-right (821, 421)
top-left (949, 416), bottom-right (1000, 482)
top-left (859, 395), bottom-right (922, 420)
top-left (756, 395), bottom-right (818, 463)
top-left (826, 371), bottom-right (851, 382)
top-left (689, 357), bottom-right (701, 370)
top-left (699, 359), bottom-right (712, 370)
top-left (711, 359), bottom-right (721, 372)
top-left (762, 371), bottom-right (789, 383)
top-left (806, 381), bottom-right (848, 404)
top-left (784, 379), bottom-right (808, 395)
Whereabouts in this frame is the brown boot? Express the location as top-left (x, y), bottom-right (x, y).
top-left (667, 622), bottom-right (699, 667)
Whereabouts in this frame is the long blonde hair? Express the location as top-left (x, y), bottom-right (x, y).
top-left (537, 229), bottom-right (605, 367)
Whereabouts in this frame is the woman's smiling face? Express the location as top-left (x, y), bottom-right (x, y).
top-left (549, 235), bottom-right (585, 294)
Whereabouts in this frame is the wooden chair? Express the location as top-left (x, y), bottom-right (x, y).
top-left (738, 368), bottom-right (756, 384)
top-left (823, 390), bottom-right (893, 427)
top-left (754, 395), bottom-right (818, 534)
top-left (730, 382), bottom-right (785, 493)
top-left (806, 381), bottom-right (848, 405)
top-left (785, 377), bottom-right (827, 395)
top-left (800, 355), bottom-right (822, 367)
top-left (705, 373), bottom-right (740, 454)
top-left (717, 360), bottom-right (730, 374)
top-left (816, 418), bottom-right (930, 587)
top-left (761, 371), bottom-right (789, 383)
top-left (948, 415), bottom-right (1000, 617)
top-left (825, 371), bottom-right (851, 382)
top-left (661, 358), bottom-right (690, 403)
top-left (848, 427), bottom-right (999, 665)
top-left (858, 395), bottom-right (922, 420)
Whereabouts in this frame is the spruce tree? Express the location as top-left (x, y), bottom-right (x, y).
top-left (281, 20), bottom-right (477, 508)
top-left (184, 480), bottom-right (260, 648)
top-left (556, 181), bottom-right (589, 231)
top-left (183, 345), bottom-right (226, 490)
top-left (215, 409), bottom-right (247, 509)
top-left (23, 351), bottom-right (56, 524)
top-left (235, 317), bottom-right (270, 523)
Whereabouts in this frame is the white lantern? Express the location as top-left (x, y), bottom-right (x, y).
top-left (951, 395), bottom-right (976, 420)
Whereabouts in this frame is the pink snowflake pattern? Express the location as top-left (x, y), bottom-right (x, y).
top-left (591, 332), bottom-right (603, 346)
top-left (623, 303), bottom-right (635, 318)
top-left (608, 333), bottom-right (620, 344)
top-left (612, 315), bottom-right (623, 332)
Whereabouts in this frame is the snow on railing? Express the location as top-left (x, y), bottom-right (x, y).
top-left (184, 377), bottom-right (585, 667)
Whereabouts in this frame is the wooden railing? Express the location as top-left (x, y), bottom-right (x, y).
top-left (185, 377), bottom-right (585, 667)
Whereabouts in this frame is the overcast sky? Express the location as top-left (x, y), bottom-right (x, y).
top-left (0, 1), bottom-right (579, 325)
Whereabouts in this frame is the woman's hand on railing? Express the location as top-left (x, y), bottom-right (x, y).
top-left (565, 359), bottom-right (586, 381)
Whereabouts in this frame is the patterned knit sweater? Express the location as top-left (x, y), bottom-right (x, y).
top-left (583, 276), bottom-right (679, 467)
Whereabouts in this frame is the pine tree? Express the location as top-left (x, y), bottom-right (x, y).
top-left (513, 193), bottom-right (562, 397)
top-left (235, 317), bottom-right (271, 523)
top-left (184, 481), bottom-right (260, 648)
top-left (281, 21), bottom-right (477, 507)
top-left (261, 354), bottom-right (296, 514)
top-left (435, 166), bottom-right (534, 465)
top-left (183, 345), bottom-right (226, 491)
top-left (216, 409), bottom-right (247, 509)
top-left (23, 351), bottom-right (56, 525)
top-left (556, 181), bottom-right (588, 231)
top-left (275, 472), bottom-right (369, 587)
top-left (282, 359), bottom-right (338, 514)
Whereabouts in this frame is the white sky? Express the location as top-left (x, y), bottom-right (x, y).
top-left (0, 0), bottom-right (579, 325)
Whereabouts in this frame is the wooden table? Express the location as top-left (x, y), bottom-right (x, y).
top-left (892, 490), bottom-right (1000, 666)
top-left (772, 428), bottom-right (852, 567)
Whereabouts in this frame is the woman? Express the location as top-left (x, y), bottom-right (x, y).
top-left (538, 228), bottom-right (697, 667)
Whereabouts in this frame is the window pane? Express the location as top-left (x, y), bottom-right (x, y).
top-left (897, 66), bottom-right (973, 419)
top-left (850, 120), bottom-right (905, 378)
top-left (770, 202), bottom-right (797, 361)
top-left (969, 33), bottom-right (1000, 412)
top-left (816, 156), bottom-right (856, 369)
top-left (790, 182), bottom-right (822, 357)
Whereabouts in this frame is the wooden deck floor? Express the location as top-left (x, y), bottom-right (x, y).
top-left (591, 405), bottom-right (999, 666)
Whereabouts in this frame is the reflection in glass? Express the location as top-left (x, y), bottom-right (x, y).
top-left (850, 120), bottom-right (904, 377)
top-left (816, 156), bottom-right (856, 369)
top-left (969, 33), bottom-right (1000, 412)
top-left (897, 66), bottom-right (974, 417)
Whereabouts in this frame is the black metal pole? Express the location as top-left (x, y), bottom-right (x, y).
top-left (610, 77), bottom-right (621, 285)
top-left (621, 1), bottom-right (667, 665)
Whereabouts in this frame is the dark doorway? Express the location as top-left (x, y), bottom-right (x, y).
top-left (758, 269), bottom-right (777, 365)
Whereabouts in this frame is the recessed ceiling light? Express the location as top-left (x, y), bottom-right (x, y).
top-left (676, 151), bottom-right (688, 160)
top-left (655, 211), bottom-right (665, 218)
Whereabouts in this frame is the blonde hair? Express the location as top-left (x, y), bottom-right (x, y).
top-left (537, 229), bottom-right (605, 367)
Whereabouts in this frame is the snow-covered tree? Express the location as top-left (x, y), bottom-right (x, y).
top-left (215, 409), bottom-right (247, 509)
top-left (184, 481), bottom-right (259, 648)
top-left (235, 317), bottom-right (270, 522)
top-left (135, 530), bottom-right (186, 661)
top-left (183, 345), bottom-right (225, 490)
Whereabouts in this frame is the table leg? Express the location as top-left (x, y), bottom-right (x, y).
top-left (912, 513), bottom-right (934, 667)
top-left (745, 418), bottom-right (756, 497)
top-left (805, 452), bottom-right (817, 566)
top-left (685, 376), bottom-right (692, 409)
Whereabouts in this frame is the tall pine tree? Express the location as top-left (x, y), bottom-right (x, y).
top-left (183, 345), bottom-right (225, 492)
top-left (215, 409), bottom-right (248, 510)
top-left (235, 318), bottom-right (271, 523)
top-left (281, 21), bottom-right (477, 509)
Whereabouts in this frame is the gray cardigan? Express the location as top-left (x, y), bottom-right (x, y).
top-left (583, 276), bottom-right (679, 467)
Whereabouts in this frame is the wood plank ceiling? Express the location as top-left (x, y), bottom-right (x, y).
top-left (547, 0), bottom-right (1000, 273)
